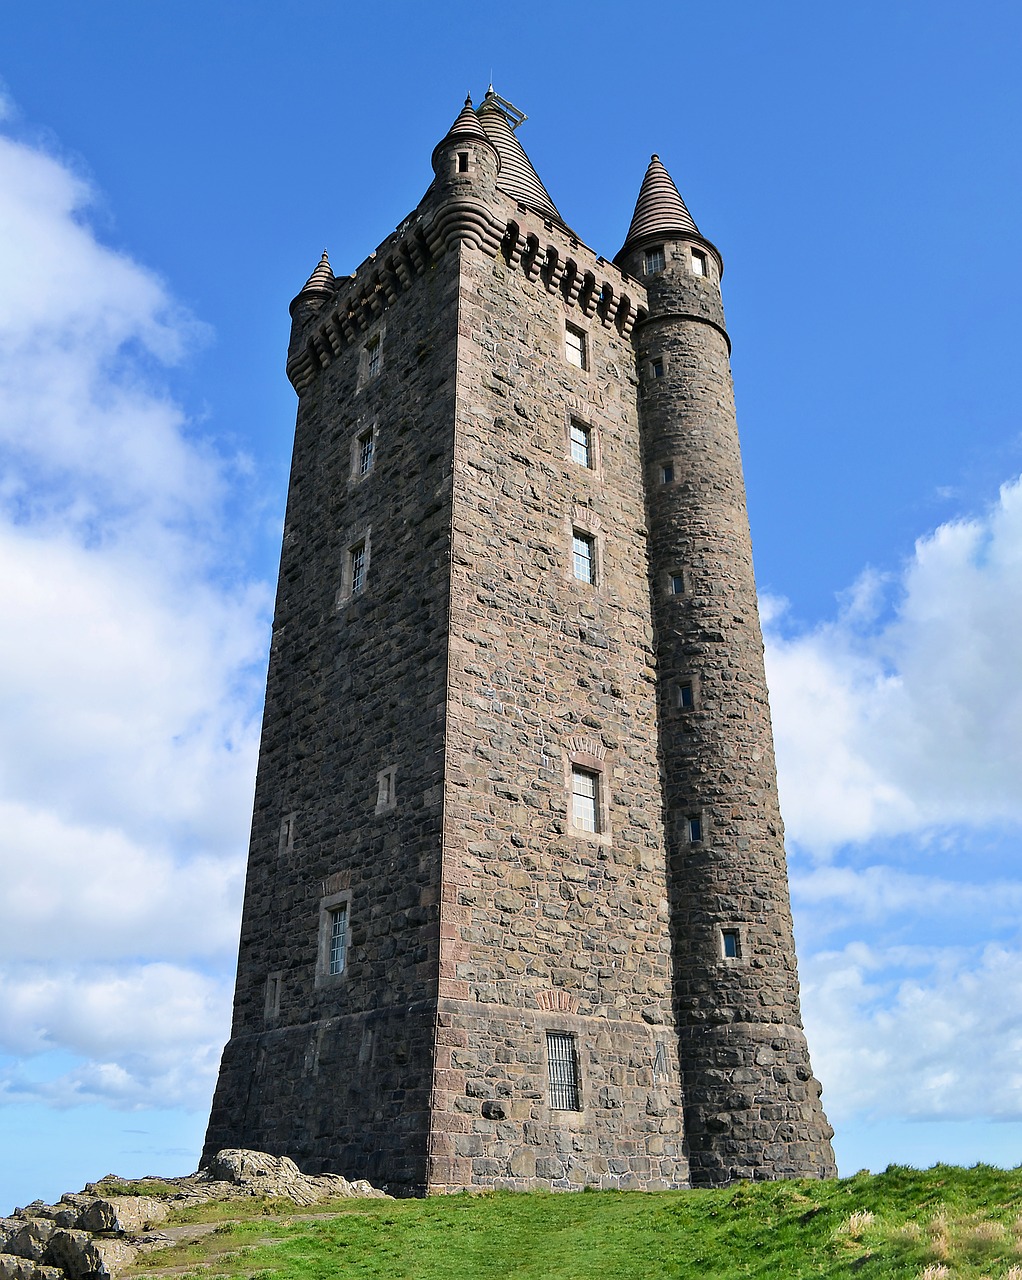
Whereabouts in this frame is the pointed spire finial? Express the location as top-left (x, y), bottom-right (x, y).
top-left (615, 153), bottom-right (701, 263)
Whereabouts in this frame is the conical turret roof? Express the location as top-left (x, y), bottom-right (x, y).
top-left (441, 94), bottom-right (490, 146)
top-left (299, 250), bottom-right (335, 296)
top-left (476, 90), bottom-right (563, 224)
top-left (617, 155), bottom-right (700, 260)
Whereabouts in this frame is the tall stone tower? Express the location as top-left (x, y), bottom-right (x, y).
top-left (204, 90), bottom-right (836, 1193)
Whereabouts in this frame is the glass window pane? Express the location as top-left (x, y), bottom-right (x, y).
top-left (546, 1031), bottom-right (580, 1110)
top-left (572, 534), bottom-right (593, 583)
top-left (572, 768), bottom-right (598, 832)
top-left (329, 906), bottom-right (348, 975)
top-left (570, 421), bottom-right (591, 467)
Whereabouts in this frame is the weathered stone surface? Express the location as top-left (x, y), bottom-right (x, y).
top-left (0, 1255), bottom-right (64, 1280)
top-left (44, 1232), bottom-right (136, 1280)
top-left (203, 1149), bottom-right (385, 1204)
top-left (75, 1197), bottom-right (169, 1235)
top-left (4, 1224), bottom-right (53, 1263)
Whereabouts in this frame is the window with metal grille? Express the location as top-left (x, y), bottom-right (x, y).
top-left (357, 429), bottom-right (374, 477)
top-left (572, 532), bottom-right (594, 584)
top-left (645, 246), bottom-right (665, 273)
top-left (349, 541), bottom-right (366, 594)
top-left (546, 1031), bottom-right (581, 1110)
top-left (328, 905), bottom-right (348, 975)
top-left (366, 336), bottom-right (381, 377)
top-left (564, 323), bottom-right (587, 370)
top-left (569, 420), bottom-right (592, 468)
top-left (571, 767), bottom-right (598, 833)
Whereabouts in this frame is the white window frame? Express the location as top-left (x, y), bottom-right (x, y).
top-left (572, 531), bottom-right (595, 585)
top-left (564, 322), bottom-right (587, 371)
top-left (691, 248), bottom-right (707, 276)
top-left (644, 245), bottom-right (665, 274)
top-left (316, 890), bottom-right (352, 986)
top-left (569, 419), bottom-right (593, 469)
top-left (571, 766), bottom-right (599, 833)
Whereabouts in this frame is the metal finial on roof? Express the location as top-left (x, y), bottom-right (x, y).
top-left (299, 250), bottom-right (335, 295)
top-left (616, 153), bottom-right (700, 261)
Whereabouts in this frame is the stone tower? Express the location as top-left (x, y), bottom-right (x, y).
top-left (203, 90), bottom-right (836, 1193)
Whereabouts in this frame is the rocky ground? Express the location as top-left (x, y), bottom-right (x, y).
top-left (0, 1149), bottom-right (388, 1280)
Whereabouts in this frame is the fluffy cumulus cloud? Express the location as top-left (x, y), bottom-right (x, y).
top-left (765, 478), bottom-right (1022, 852)
top-left (763, 483), bottom-right (1022, 1135)
top-left (0, 118), bottom-right (269, 1111)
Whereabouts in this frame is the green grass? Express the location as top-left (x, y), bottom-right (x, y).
top-left (128, 1165), bottom-right (1022, 1280)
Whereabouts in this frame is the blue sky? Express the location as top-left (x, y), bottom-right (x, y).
top-left (1, 0), bottom-right (1021, 1212)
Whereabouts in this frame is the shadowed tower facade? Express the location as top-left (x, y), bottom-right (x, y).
top-left (203, 90), bottom-right (836, 1193)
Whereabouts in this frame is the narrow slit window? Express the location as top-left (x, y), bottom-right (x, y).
top-left (571, 767), bottom-right (599, 833)
top-left (678, 681), bottom-right (695, 710)
top-left (264, 973), bottom-right (281, 1020)
top-left (691, 249), bottom-right (707, 276)
top-left (572, 532), bottom-right (595, 584)
top-left (569, 420), bottom-right (593, 468)
top-left (687, 814), bottom-right (703, 844)
top-left (357, 429), bottom-right (374, 477)
top-left (645, 246), bottom-right (665, 274)
top-left (546, 1031), bottom-right (581, 1110)
top-left (651, 357), bottom-right (664, 379)
top-left (722, 928), bottom-right (741, 959)
top-left (365, 335), bottom-right (381, 378)
top-left (457, 152), bottom-right (469, 173)
top-left (328, 904), bottom-right (348, 975)
top-left (349, 541), bottom-right (367, 594)
top-left (565, 323), bottom-right (587, 370)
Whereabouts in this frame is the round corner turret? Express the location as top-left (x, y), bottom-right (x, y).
top-left (429, 96), bottom-right (501, 205)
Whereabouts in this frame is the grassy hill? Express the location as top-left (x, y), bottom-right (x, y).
top-left (118, 1164), bottom-right (1022, 1280)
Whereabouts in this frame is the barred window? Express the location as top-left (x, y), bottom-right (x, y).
top-left (572, 532), bottom-right (595, 584)
top-left (546, 1031), bottom-right (581, 1110)
top-left (328, 905), bottom-right (348, 975)
top-left (571, 767), bottom-right (598, 833)
top-left (645, 246), bottom-right (665, 274)
top-left (569, 420), bottom-right (592, 468)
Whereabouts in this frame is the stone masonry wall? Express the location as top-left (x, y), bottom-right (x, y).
top-left (204, 241), bottom-right (463, 1193)
top-left (426, 219), bottom-right (689, 1191)
top-left (619, 236), bottom-right (837, 1183)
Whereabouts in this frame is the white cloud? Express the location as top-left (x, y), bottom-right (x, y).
top-left (803, 942), bottom-right (1022, 1123)
top-left (0, 110), bottom-right (268, 1112)
top-left (0, 964), bottom-right (230, 1110)
top-left (765, 477), bottom-right (1022, 852)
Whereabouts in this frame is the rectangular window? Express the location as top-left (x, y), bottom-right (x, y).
top-left (569, 420), bottom-right (592, 468)
top-left (687, 814), bottom-right (703, 844)
top-left (328, 904), bottom-right (348, 975)
top-left (349, 541), bottom-right (366, 594)
top-left (661, 463), bottom-right (674, 484)
top-left (375, 764), bottom-right (397, 813)
top-left (457, 152), bottom-right (469, 173)
top-left (678, 680), bottom-right (695, 710)
top-left (722, 928), bottom-right (741, 959)
top-left (546, 1031), bottom-right (581, 1110)
top-left (264, 973), bottom-right (282, 1020)
top-left (357, 428), bottom-right (374, 477)
top-left (365, 336), bottom-right (381, 378)
top-left (691, 249), bottom-right (706, 276)
top-left (565, 323), bottom-right (587, 370)
top-left (651, 357), bottom-right (664, 379)
top-left (645, 246), bottom-right (665, 274)
top-left (572, 532), bottom-right (594, 584)
top-left (571, 767), bottom-right (599, 833)
top-left (670, 573), bottom-right (685, 595)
